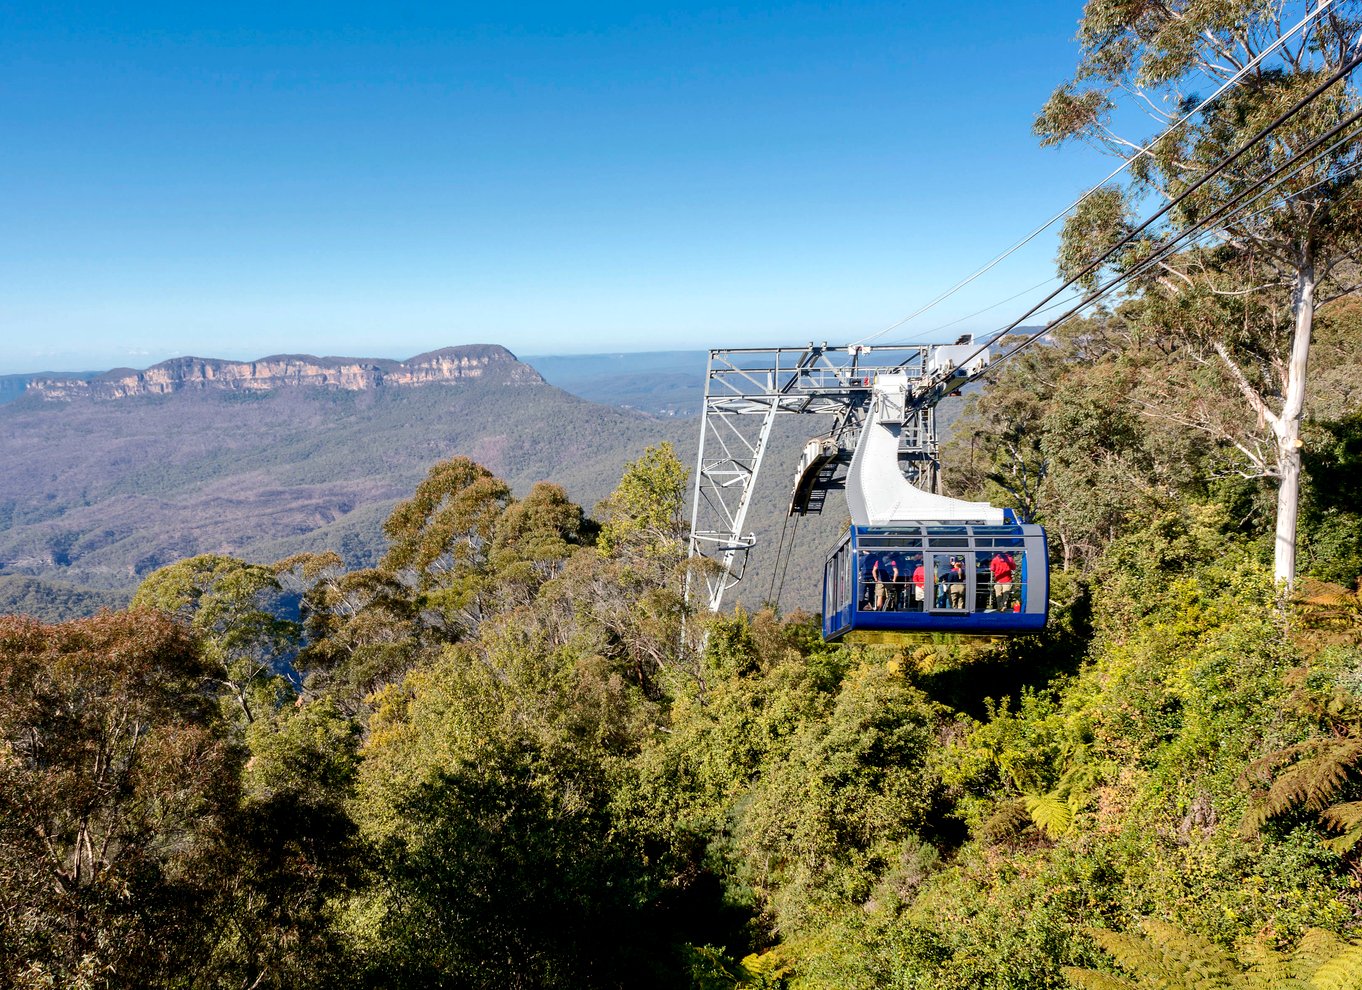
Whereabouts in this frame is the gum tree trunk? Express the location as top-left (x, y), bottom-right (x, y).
top-left (1273, 253), bottom-right (1316, 588)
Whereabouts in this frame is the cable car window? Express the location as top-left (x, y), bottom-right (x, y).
top-left (901, 552), bottom-right (925, 612)
top-left (859, 536), bottom-right (923, 548)
top-left (973, 554), bottom-right (993, 612)
top-left (842, 547), bottom-right (852, 611)
top-left (976, 549), bottom-right (1023, 612)
top-left (1010, 552), bottom-right (1026, 613)
top-left (859, 551), bottom-right (881, 610)
top-left (932, 554), bottom-right (968, 611)
top-left (927, 538), bottom-right (970, 548)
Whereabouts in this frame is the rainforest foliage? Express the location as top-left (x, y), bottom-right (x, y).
top-left (5, 3), bottom-right (1362, 977)
top-left (2, 370), bottom-right (1361, 987)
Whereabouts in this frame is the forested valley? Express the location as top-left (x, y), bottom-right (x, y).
top-left (6, 2), bottom-right (1362, 987)
top-left (3, 283), bottom-right (1362, 986)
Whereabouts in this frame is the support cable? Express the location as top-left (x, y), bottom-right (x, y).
top-left (938, 44), bottom-right (1362, 385)
top-left (851, 0), bottom-right (1338, 348)
top-left (981, 105), bottom-right (1362, 378)
top-left (774, 512), bottom-right (800, 610)
top-left (765, 512), bottom-right (791, 605)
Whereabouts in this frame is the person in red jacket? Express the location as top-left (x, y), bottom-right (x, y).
top-left (990, 551), bottom-right (1015, 611)
top-left (910, 555), bottom-right (926, 611)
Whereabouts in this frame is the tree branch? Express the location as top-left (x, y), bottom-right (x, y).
top-left (1213, 341), bottom-right (1282, 433)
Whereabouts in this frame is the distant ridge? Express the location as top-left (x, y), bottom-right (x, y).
top-left (24, 344), bottom-right (542, 401)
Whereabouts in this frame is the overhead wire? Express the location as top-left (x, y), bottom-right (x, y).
top-left (983, 100), bottom-right (1362, 377)
top-left (939, 43), bottom-right (1362, 385)
top-left (850, 0), bottom-right (1339, 349)
top-left (765, 512), bottom-right (792, 605)
top-left (779, 514), bottom-right (795, 607)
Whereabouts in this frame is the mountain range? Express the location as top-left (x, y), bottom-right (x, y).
top-left (0, 345), bottom-right (698, 616)
top-left (0, 343), bottom-right (972, 620)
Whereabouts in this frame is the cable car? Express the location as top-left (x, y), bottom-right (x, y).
top-left (818, 369), bottom-right (1049, 642)
top-left (822, 521), bottom-right (1048, 641)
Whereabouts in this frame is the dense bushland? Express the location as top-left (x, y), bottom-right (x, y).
top-left (2, 389), bottom-right (1360, 987)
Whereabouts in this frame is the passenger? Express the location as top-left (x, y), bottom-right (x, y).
top-left (990, 551), bottom-right (1015, 611)
top-left (871, 553), bottom-right (899, 611)
top-left (910, 555), bottom-right (926, 611)
top-left (866, 554), bottom-right (882, 610)
top-left (883, 553), bottom-right (902, 610)
top-left (944, 555), bottom-right (966, 609)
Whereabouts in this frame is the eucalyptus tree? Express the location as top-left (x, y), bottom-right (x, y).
top-left (380, 456), bottom-right (512, 634)
top-left (131, 553), bottom-right (300, 725)
top-left (1036, 0), bottom-right (1362, 585)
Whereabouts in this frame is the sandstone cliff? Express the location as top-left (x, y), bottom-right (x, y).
top-left (26, 345), bottom-right (543, 400)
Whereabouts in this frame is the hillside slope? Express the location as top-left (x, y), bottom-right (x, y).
top-left (0, 368), bottom-right (685, 606)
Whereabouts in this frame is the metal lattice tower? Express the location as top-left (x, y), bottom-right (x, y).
top-left (686, 342), bottom-right (966, 613)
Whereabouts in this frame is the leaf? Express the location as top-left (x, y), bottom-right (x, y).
top-left (1086, 927), bottom-right (1171, 986)
top-left (1141, 917), bottom-right (1238, 987)
top-left (1294, 929), bottom-right (1348, 981)
top-left (1024, 791), bottom-right (1074, 838)
top-left (1322, 825), bottom-right (1362, 855)
top-left (1311, 941), bottom-right (1362, 990)
top-left (1319, 800), bottom-right (1362, 832)
top-left (1263, 739), bottom-right (1362, 815)
top-left (1061, 967), bottom-right (1139, 990)
top-left (1237, 936), bottom-right (1303, 990)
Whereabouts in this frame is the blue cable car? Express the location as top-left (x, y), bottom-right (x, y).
top-left (822, 521), bottom-right (1048, 641)
top-left (815, 367), bottom-right (1049, 642)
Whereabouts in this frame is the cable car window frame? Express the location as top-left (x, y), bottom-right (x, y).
top-left (928, 553), bottom-right (970, 613)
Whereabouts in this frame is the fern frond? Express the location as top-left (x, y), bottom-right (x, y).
top-left (1240, 800), bottom-right (1272, 836)
top-left (1320, 800), bottom-right (1362, 854)
top-left (1087, 928), bottom-right (1173, 986)
top-left (1320, 800), bottom-right (1362, 832)
top-left (1263, 739), bottom-right (1362, 815)
top-left (1293, 929), bottom-right (1348, 980)
top-left (1238, 936), bottom-right (1297, 989)
top-left (1310, 940), bottom-right (1362, 990)
top-left (1024, 791), bottom-right (1074, 839)
top-left (1299, 580), bottom-right (1355, 607)
top-left (1242, 942), bottom-right (1312, 985)
top-left (1245, 741), bottom-right (1317, 786)
top-left (1061, 967), bottom-right (1139, 990)
top-left (1141, 918), bottom-right (1239, 987)
top-left (1322, 824), bottom-right (1362, 855)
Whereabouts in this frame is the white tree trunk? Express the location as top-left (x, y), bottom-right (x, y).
top-left (1273, 255), bottom-right (1316, 588)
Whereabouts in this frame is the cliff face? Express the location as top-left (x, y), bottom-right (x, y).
top-left (26, 345), bottom-right (544, 400)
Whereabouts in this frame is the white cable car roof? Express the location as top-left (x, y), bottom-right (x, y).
top-left (845, 372), bottom-right (1005, 528)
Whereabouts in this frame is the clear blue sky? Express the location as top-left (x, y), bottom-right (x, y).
top-left (0, 1), bottom-right (1111, 374)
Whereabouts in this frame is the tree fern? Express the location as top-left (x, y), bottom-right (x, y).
top-left (1063, 921), bottom-right (1362, 990)
top-left (1023, 790), bottom-right (1074, 839)
top-left (1319, 800), bottom-right (1362, 854)
top-left (1246, 729), bottom-right (1362, 852)
top-left (1062, 969), bottom-right (1138, 990)
top-left (1297, 580), bottom-right (1362, 642)
top-left (1293, 929), bottom-right (1348, 982)
top-left (1235, 938), bottom-right (1304, 990)
top-left (1263, 739), bottom-right (1362, 814)
top-left (1311, 941), bottom-right (1362, 990)
top-left (1141, 918), bottom-right (1238, 988)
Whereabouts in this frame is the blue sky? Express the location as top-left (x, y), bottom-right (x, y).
top-left (0, 1), bottom-right (1111, 374)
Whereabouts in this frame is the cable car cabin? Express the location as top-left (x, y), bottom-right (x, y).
top-left (822, 523), bottom-right (1048, 642)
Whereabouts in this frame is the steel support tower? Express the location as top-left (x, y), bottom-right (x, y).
top-left (687, 342), bottom-right (964, 613)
